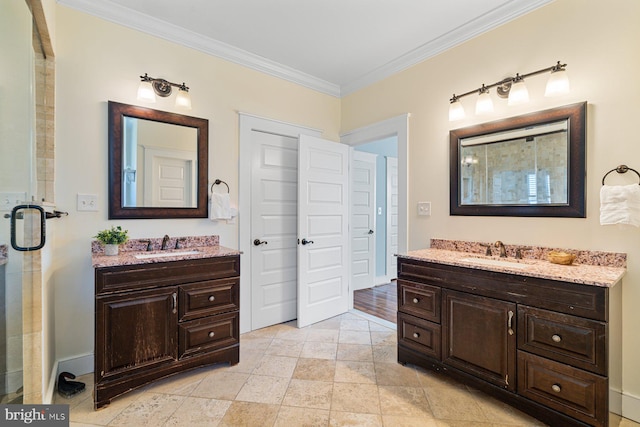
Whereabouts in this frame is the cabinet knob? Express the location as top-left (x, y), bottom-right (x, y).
top-left (551, 334), bottom-right (562, 343)
top-left (413, 332), bottom-right (420, 338)
top-left (551, 384), bottom-right (562, 393)
top-left (208, 331), bottom-right (215, 338)
top-left (412, 298), bottom-right (419, 304)
top-left (208, 295), bottom-right (215, 302)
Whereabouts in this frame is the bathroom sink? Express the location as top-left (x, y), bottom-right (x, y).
top-left (460, 257), bottom-right (528, 270)
top-left (134, 250), bottom-right (200, 259)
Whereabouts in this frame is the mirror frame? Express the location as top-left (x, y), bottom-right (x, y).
top-left (449, 102), bottom-right (586, 217)
top-left (108, 101), bottom-right (209, 219)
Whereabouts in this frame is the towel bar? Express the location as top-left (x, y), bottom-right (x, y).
top-left (211, 179), bottom-right (230, 193)
top-left (601, 165), bottom-right (640, 185)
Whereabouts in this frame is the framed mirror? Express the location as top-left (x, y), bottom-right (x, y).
top-left (108, 101), bottom-right (208, 219)
top-left (450, 102), bottom-right (586, 217)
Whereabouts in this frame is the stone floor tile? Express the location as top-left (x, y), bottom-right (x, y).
top-left (331, 383), bottom-right (380, 414)
top-left (329, 411), bottom-right (383, 426)
top-left (300, 341), bottom-right (338, 360)
top-left (282, 379), bottom-right (333, 410)
top-left (293, 358), bottom-right (336, 382)
top-left (336, 343), bottom-right (374, 361)
top-left (108, 392), bottom-right (185, 427)
top-left (338, 330), bottom-right (371, 345)
top-left (266, 338), bottom-right (305, 357)
top-left (191, 371), bottom-right (249, 400)
top-left (334, 360), bottom-right (376, 384)
top-left (235, 374), bottom-right (290, 404)
top-left (274, 406), bottom-right (330, 427)
top-left (218, 401), bottom-right (279, 427)
top-left (164, 396), bottom-right (231, 426)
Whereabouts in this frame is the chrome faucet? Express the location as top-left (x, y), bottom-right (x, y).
top-left (494, 240), bottom-right (507, 258)
top-left (161, 234), bottom-right (171, 250)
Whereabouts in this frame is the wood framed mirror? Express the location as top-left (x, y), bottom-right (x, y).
top-left (450, 102), bottom-right (586, 217)
top-left (108, 101), bottom-right (208, 219)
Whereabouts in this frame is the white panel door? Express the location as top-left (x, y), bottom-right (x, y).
top-left (351, 150), bottom-right (377, 291)
top-left (386, 157), bottom-right (399, 279)
top-left (297, 135), bottom-right (350, 328)
top-left (250, 131), bottom-right (299, 330)
top-left (143, 147), bottom-right (196, 207)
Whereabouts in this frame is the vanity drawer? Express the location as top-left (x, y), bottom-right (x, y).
top-left (517, 351), bottom-right (607, 427)
top-left (518, 305), bottom-right (606, 375)
top-left (179, 278), bottom-right (239, 321)
top-left (179, 311), bottom-right (239, 358)
top-left (398, 280), bottom-right (441, 323)
top-left (398, 312), bottom-right (441, 360)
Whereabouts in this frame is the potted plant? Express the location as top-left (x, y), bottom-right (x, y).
top-left (95, 226), bottom-right (129, 256)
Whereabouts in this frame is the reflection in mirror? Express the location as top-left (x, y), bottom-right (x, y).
top-left (122, 117), bottom-right (198, 208)
top-left (460, 120), bottom-right (568, 205)
top-left (450, 102), bottom-right (586, 217)
top-left (109, 101), bottom-right (208, 219)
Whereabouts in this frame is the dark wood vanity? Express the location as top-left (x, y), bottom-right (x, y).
top-left (397, 254), bottom-right (622, 427)
top-left (94, 254), bottom-right (240, 409)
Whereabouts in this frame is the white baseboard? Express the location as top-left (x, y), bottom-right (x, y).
top-left (57, 352), bottom-right (94, 378)
top-left (610, 387), bottom-right (622, 416)
top-left (0, 370), bottom-right (23, 396)
top-left (622, 392), bottom-right (640, 423)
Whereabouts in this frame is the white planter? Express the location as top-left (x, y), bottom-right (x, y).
top-left (104, 244), bottom-right (119, 256)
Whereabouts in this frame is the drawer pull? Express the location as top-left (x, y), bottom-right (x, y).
top-left (208, 331), bottom-right (215, 338)
top-left (551, 334), bottom-right (562, 343)
top-left (413, 332), bottom-right (420, 338)
top-left (551, 384), bottom-right (562, 393)
top-left (208, 295), bottom-right (216, 302)
top-left (412, 298), bottom-right (420, 304)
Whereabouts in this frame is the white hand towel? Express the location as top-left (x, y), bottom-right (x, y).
top-left (600, 184), bottom-right (640, 227)
top-left (210, 193), bottom-right (231, 220)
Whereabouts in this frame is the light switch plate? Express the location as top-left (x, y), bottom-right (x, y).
top-left (417, 201), bottom-right (431, 216)
top-left (0, 192), bottom-right (26, 211)
top-left (77, 193), bottom-right (98, 211)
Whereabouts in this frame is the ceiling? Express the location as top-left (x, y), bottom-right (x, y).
top-left (58, 0), bottom-right (552, 97)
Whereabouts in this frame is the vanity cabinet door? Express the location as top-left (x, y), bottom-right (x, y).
top-left (95, 286), bottom-right (178, 382)
top-left (442, 289), bottom-right (516, 391)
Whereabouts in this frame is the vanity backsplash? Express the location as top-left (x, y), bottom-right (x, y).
top-left (91, 235), bottom-right (219, 255)
top-left (430, 238), bottom-right (626, 268)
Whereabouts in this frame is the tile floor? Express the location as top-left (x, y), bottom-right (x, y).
top-left (58, 311), bottom-right (639, 427)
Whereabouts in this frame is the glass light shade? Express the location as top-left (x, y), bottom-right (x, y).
top-left (137, 80), bottom-right (156, 102)
top-left (475, 91), bottom-right (494, 115)
top-left (449, 100), bottom-right (465, 121)
top-left (175, 89), bottom-right (192, 110)
top-left (508, 80), bottom-right (529, 105)
top-left (545, 69), bottom-right (570, 96)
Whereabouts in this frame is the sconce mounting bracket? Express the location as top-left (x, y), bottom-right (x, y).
top-left (152, 79), bottom-right (173, 97)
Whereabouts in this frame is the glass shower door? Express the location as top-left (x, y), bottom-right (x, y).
top-left (0, 0), bottom-right (36, 404)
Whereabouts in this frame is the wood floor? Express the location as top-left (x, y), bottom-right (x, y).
top-left (353, 281), bottom-right (397, 324)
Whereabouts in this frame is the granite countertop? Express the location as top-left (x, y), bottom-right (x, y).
top-left (91, 235), bottom-right (241, 268)
top-left (398, 239), bottom-right (626, 288)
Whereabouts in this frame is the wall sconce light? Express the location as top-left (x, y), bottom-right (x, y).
top-left (137, 73), bottom-right (192, 110)
top-left (449, 61), bottom-right (569, 121)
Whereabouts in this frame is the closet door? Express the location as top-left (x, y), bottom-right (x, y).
top-left (297, 135), bottom-right (350, 328)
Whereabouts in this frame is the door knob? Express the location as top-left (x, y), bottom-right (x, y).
top-left (253, 239), bottom-right (268, 246)
top-left (301, 238), bottom-right (314, 245)
top-left (368, 229), bottom-right (374, 234)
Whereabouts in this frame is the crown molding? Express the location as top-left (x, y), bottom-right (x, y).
top-left (340, 0), bottom-right (553, 96)
top-left (59, 0), bottom-right (552, 99)
top-left (58, 0), bottom-right (341, 97)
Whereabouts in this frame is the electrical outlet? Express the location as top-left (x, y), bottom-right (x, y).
top-left (77, 194), bottom-right (98, 211)
top-left (417, 201), bottom-right (431, 216)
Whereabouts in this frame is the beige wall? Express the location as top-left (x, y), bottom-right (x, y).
top-left (53, 5), bottom-right (339, 362)
top-left (342, 0), bottom-right (640, 414)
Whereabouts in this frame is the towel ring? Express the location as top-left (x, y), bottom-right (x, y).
top-left (211, 179), bottom-right (230, 193)
top-left (601, 165), bottom-right (640, 186)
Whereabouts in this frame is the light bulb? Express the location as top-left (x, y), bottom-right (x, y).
top-left (449, 98), bottom-right (465, 121)
top-left (545, 68), bottom-right (570, 96)
top-left (137, 80), bottom-right (156, 103)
